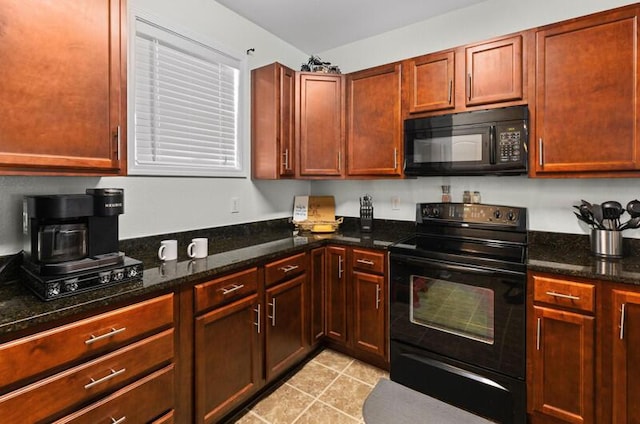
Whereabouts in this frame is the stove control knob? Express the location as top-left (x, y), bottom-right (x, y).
top-left (430, 207), bottom-right (440, 217)
top-left (493, 209), bottom-right (502, 219)
top-left (507, 210), bottom-right (516, 221)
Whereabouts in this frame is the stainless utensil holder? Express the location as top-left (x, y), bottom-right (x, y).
top-left (591, 229), bottom-right (623, 258)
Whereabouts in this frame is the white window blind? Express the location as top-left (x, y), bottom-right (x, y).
top-left (129, 17), bottom-right (244, 176)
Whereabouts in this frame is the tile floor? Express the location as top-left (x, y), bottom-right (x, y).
top-left (229, 349), bottom-right (388, 424)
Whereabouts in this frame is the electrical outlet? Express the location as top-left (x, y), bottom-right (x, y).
top-left (231, 197), bottom-right (240, 213)
top-left (391, 196), bottom-right (400, 210)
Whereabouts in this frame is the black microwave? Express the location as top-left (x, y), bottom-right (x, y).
top-left (404, 106), bottom-right (528, 176)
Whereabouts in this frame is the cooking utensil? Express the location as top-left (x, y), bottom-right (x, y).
top-left (602, 200), bottom-right (624, 230)
top-left (592, 203), bottom-right (605, 230)
top-left (626, 199), bottom-right (640, 218)
top-left (619, 216), bottom-right (640, 231)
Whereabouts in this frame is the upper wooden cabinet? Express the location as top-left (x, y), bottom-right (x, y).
top-left (404, 33), bottom-right (527, 118)
top-left (465, 35), bottom-right (523, 107)
top-left (533, 6), bottom-right (640, 176)
top-left (252, 63), bottom-right (296, 179)
top-left (347, 63), bottom-right (403, 177)
top-left (405, 51), bottom-right (455, 114)
top-left (0, 0), bottom-right (125, 175)
top-left (297, 72), bottom-right (346, 178)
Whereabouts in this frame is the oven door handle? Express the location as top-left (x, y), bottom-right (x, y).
top-left (391, 254), bottom-right (525, 278)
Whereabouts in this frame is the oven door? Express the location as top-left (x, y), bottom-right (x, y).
top-left (389, 253), bottom-right (525, 378)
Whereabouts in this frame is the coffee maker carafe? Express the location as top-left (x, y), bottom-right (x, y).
top-left (23, 188), bottom-right (125, 275)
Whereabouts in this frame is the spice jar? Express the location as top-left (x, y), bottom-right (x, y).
top-left (462, 190), bottom-right (471, 203)
top-left (441, 185), bottom-right (451, 203)
top-left (472, 191), bottom-right (481, 204)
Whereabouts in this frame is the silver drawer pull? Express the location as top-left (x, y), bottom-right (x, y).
top-left (220, 284), bottom-right (245, 295)
top-left (85, 327), bottom-right (126, 345)
top-left (279, 264), bottom-right (299, 273)
top-left (84, 368), bottom-right (126, 389)
top-left (356, 259), bottom-right (375, 266)
top-left (545, 291), bottom-right (580, 301)
top-left (111, 417), bottom-right (126, 424)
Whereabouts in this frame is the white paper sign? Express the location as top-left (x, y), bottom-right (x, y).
top-left (293, 196), bottom-right (309, 222)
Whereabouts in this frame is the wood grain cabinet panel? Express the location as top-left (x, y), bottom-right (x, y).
top-left (352, 271), bottom-right (385, 357)
top-left (265, 252), bottom-right (307, 287)
top-left (310, 247), bottom-right (326, 344)
top-left (406, 51), bottom-right (455, 114)
top-left (297, 73), bottom-right (346, 177)
top-left (465, 35), bottom-right (523, 106)
top-left (194, 294), bottom-right (262, 424)
top-left (611, 289), bottom-right (640, 424)
top-left (0, 293), bottom-right (173, 391)
top-left (534, 7), bottom-right (640, 175)
top-left (326, 246), bottom-right (348, 343)
top-left (194, 268), bottom-right (258, 313)
top-left (251, 62), bottom-right (296, 179)
top-left (0, 0), bottom-right (125, 174)
top-left (347, 63), bottom-right (402, 176)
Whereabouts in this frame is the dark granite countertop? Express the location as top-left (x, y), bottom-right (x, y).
top-left (0, 218), bottom-right (414, 337)
top-left (527, 231), bottom-right (640, 285)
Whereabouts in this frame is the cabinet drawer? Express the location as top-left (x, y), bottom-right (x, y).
top-left (0, 329), bottom-right (173, 423)
top-left (54, 364), bottom-right (175, 424)
top-left (351, 249), bottom-right (386, 274)
top-left (0, 294), bottom-right (174, 390)
top-left (533, 275), bottom-right (595, 313)
top-left (265, 253), bottom-right (307, 287)
top-left (194, 268), bottom-right (258, 313)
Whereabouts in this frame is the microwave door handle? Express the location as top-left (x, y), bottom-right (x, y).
top-left (489, 125), bottom-right (497, 165)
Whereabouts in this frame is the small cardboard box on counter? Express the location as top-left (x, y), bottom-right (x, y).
top-left (292, 196), bottom-right (343, 233)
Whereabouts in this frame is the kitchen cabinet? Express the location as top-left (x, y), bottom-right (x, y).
top-left (310, 247), bottom-right (326, 345)
top-left (346, 63), bottom-right (402, 177)
top-left (350, 249), bottom-right (386, 360)
top-left (0, 0), bottom-right (126, 175)
top-left (611, 289), bottom-right (640, 423)
top-left (297, 72), bottom-right (346, 177)
top-left (326, 246), bottom-right (348, 344)
top-left (0, 293), bottom-right (175, 422)
top-left (193, 268), bottom-right (261, 424)
top-left (528, 274), bottom-right (595, 424)
top-left (325, 246), bottom-right (388, 367)
top-left (252, 62), bottom-right (296, 179)
top-left (533, 6), bottom-right (640, 176)
top-left (404, 33), bottom-right (526, 117)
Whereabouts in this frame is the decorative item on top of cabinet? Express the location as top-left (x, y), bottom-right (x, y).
top-left (252, 62), bottom-right (296, 179)
top-left (297, 72), bottom-right (346, 178)
top-left (347, 63), bottom-right (403, 177)
top-left (0, 0), bottom-right (126, 175)
top-left (532, 5), bottom-right (640, 177)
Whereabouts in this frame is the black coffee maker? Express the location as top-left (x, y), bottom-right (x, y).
top-left (22, 189), bottom-right (143, 300)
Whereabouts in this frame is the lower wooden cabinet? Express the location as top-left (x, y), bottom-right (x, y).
top-left (352, 270), bottom-right (385, 358)
top-left (310, 247), bottom-right (326, 345)
top-left (326, 246), bottom-right (348, 343)
top-left (194, 294), bottom-right (262, 424)
top-left (528, 272), bottom-right (640, 424)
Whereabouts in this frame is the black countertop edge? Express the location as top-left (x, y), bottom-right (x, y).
top-left (527, 230), bottom-right (640, 285)
top-left (0, 221), bottom-right (413, 337)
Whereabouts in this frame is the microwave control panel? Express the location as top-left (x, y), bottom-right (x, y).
top-left (498, 129), bottom-right (522, 163)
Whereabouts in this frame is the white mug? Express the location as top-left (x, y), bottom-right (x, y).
top-left (188, 238), bottom-right (208, 259)
top-left (158, 239), bottom-right (178, 261)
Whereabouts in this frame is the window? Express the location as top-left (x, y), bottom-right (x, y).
top-left (129, 15), bottom-right (245, 176)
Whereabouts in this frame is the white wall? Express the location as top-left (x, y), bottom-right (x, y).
top-left (312, 0), bottom-right (640, 238)
top-left (0, 0), bottom-right (310, 256)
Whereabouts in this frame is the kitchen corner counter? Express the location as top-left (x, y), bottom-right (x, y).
top-left (527, 231), bottom-right (640, 285)
top-left (0, 218), bottom-right (413, 338)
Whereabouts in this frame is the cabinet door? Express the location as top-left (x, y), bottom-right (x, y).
top-left (326, 246), bottom-right (348, 344)
top-left (251, 63), bottom-right (296, 179)
top-left (465, 35), bottom-right (523, 106)
top-left (534, 8), bottom-right (640, 174)
top-left (611, 289), bottom-right (640, 424)
top-left (406, 51), bottom-right (455, 113)
top-left (352, 271), bottom-right (385, 358)
top-left (347, 63), bottom-right (402, 176)
top-left (531, 306), bottom-right (594, 424)
top-left (194, 294), bottom-right (261, 424)
top-left (298, 73), bottom-right (345, 177)
top-left (310, 248), bottom-right (326, 344)
top-left (265, 274), bottom-right (308, 382)
top-left (0, 0), bottom-right (123, 174)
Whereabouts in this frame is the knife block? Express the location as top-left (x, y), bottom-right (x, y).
top-left (360, 205), bottom-right (373, 232)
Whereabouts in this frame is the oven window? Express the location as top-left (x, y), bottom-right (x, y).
top-left (413, 134), bottom-right (483, 163)
top-left (410, 275), bottom-right (495, 344)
